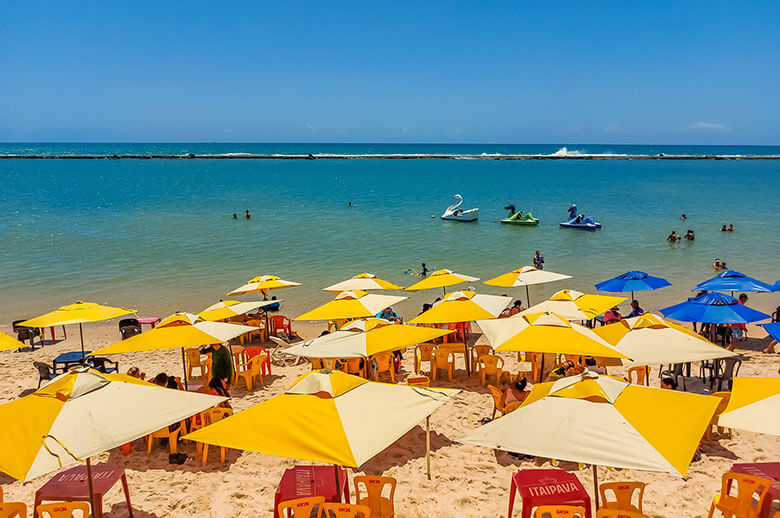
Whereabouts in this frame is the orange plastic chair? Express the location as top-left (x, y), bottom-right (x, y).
top-left (596, 510), bottom-right (648, 518)
top-left (431, 347), bottom-right (455, 382)
top-left (414, 343), bottom-right (436, 374)
top-left (0, 487), bottom-right (26, 518)
top-left (184, 348), bottom-right (210, 380)
top-left (278, 496), bottom-right (326, 517)
top-left (147, 420), bottom-right (187, 454)
top-left (270, 315), bottom-right (292, 337)
top-left (708, 471), bottom-right (771, 518)
top-left (311, 358), bottom-right (324, 370)
top-left (477, 354), bottom-right (504, 387)
top-left (704, 392), bottom-right (734, 441)
top-left (243, 319), bottom-right (267, 345)
top-left (354, 475), bottom-right (396, 518)
top-left (243, 345), bottom-right (272, 376)
top-left (626, 366), bottom-right (649, 385)
top-left (487, 385), bottom-right (507, 419)
top-left (504, 401), bottom-right (522, 414)
top-left (235, 353), bottom-right (267, 391)
top-left (319, 502), bottom-right (371, 518)
top-left (341, 357), bottom-right (367, 378)
top-left (534, 505), bottom-right (587, 517)
top-left (37, 501), bottom-right (90, 517)
top-left (371, 352), bottom-right (395, 383)
top-left (599, 481), bottom-right (645, 513)
top-left (470, 345), bottom-right (493, 374)
top-left (196, 408), bottom-right (233, 464)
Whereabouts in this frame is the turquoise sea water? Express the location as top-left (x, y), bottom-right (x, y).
top-left (2, 144), bottom-right (779, 321)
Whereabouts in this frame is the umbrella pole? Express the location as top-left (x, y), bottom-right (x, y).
top-left (426, 416), bottom-right (431, 480)
top-left (79, 323), bottom-right (85, 360)
top-left (181, 347), bottom-right (189, 391)
top-left (86, 457), bottom-right (97, 517)
top-left (525, 285), bottom-right (530, 307)
top-left (592, 464), bottom-right (600, 510)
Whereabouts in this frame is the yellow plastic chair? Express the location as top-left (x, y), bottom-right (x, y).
top-left (487, 385), bottom-right (507, 419)
top-left (184, 348), bottom-right (210, 380)
top-left (354, 475), bottom-right (396, 518)
top-left (278, 496), bottom-right (325, 517)
top-left (235, 353), bottom-right (267, 391)
top-left (708, 471), bottom-right (771, 518)
top-left (414, 343), bottom-right (436, 375)
top-left (371, 352), bottom-right (395, 383)
top-left (626, 366), bottom-right (649, 385)
top-left (534, 505), bottom-right (587, 517)
top-left (470, 345), bottom-right (494, 375)
top-left (430, 348), bottom-right (455, 382)
top-left (319, 502), bottom-right (371, 518)
top-left (311, 358), bottom-right (324, 370)
top-left (599, 481), bottom-right (646, 513)
top-left (0, 487), bottom-right (26, 518)
top-left (704, 391), bottom-right (734, 441)
top-left (596, 510), bottom-right (648, 518)
top-left (37, 501), bottom-right (90, 517)
top-left (242, 319), bottom-right (266, 345)
top-left (342, 357), bottom-right (367, 378)
top-left (477, 354), bottom-right (504, 387)
top-left (504, 401), bottom-right (522, 414)
top-left (196, 408), bottom-right (233, 465)
top-left (147, 420), bottom-right (187, 454)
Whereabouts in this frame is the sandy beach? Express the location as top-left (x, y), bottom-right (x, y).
top-left (1, 314), bottom-right (778, 518)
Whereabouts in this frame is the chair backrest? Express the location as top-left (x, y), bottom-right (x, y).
top-left (184, 348), bottom-right (202, 367)
top-left (243, 346), bottom-right (268, 360)
top-left (504, 401), bottom-right (522, 414)
top-left (202, 407), bottom-right (233, 426)
top-left (245, 319), bottom-right (263, 328)
top-left (341, 357), bottom-right (364, 375)
top-left (487, 385), bottom-right (505, 411)
top-left (33, 361), bottom-right (52, 379)
top-left (278, 496), bottom-right (325, 517)
top-left (319, 502), bottom-right (371, 518)
top-left (477, 354), bottom-right (503, 372)
top-left (270, 315), bottom-right (292, 335)
top-left (415, 343), bottom-right (436, 361)
top-left (37, 501), bottom-right (91, 518)
top-left (599, 481), bottom-right (645, 513)
top-left (722, 358), bottom-right (742, 379)
top-left (311, 358), bottom-right (324, 370)
top-left (626, 366), bottom-right (647, 385)
top-left (118, 318), bottom-right (140, 329)
top-left (711, 391), bottom-right (731, 417)
top-left (672, 363), bottom-right (685, 376)
top-left (249, 353), bottom-right (267, 374)
top-left (353, 475), bottom-right (396, 517)
top-left (373, 352), bottom-right (393, 371)
top-left (534, 505), bottom-right (587, 517)
top-left (596, 510), bottom-right (648, 518)
top-left (716, 471), bottom-right (771, 517)
top-left (472, 344), bottom-right (493, 358)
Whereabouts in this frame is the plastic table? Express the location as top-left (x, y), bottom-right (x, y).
top-left (274, 465), bottom-right (349, 518)
top-left (137, 316), bottom-right (161, 329)
top-left (52, 351), bottom-right (91, 373)
top-left (732, 462), bottom-right (780, 517)
top-left (508, 468), bottom-right (592, 518)
top-left (34, 463), bottom-right (133, 518)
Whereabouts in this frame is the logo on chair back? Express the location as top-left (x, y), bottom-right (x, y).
top-left (527, 482), bottom-right (578, 496)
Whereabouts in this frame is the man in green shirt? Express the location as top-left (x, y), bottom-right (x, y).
top-left (200, 343), bottom-right (232, 395)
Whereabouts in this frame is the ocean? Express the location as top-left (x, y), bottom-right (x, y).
top-left (2, 143), bottom-right (779, 321)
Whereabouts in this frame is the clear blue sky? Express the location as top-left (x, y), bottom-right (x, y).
top-left (1, 1), bottom-right (777, 144)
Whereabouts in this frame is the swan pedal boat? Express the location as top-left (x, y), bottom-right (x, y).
top-left (441, 194), bottom-right (479, 222)
top-left (501, 211), bottom-right (539, 225)
top-left (559, 216), bottom-right (602, 230)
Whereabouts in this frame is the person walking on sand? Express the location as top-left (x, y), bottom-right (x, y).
top-left (200, 342), bottom-right (232, 396)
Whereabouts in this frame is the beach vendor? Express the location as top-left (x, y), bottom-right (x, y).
top-left (200, 342), bottom-right (233, 395)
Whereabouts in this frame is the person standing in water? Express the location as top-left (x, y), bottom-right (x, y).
top-left (232, 213), bottom-right (237, 219)
top-left (421, 263), bottom-right (429, 276)
top-left (245, 209), bottom-right (251, 219)
top-left (533, 251), bottom-right (544, 270)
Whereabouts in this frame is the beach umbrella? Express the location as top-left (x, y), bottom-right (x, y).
top-left (595, 270), bottom-right (671, 300)
top-left (695, 270), bottom-right (772, 294)
top-left (198, 300), bottom-right (280, 321)
top-left (90, 312), bottom-right (257, 389)
top-left (660, 293), bottom-right (770, 324)
top-left (772, 280), bottom-right (780, 292)
top-left (458, 372), bottom-right (719, 506)
top-left (227, 274), bottom-right (301, 297)
top-left (0, 331), bottom-right (25, 352)
top-left (483, 266), bottom-right (572, 306)
top-left (717, 377), bottom-right (780, 437)
top-left (522, 289), bottom-right (626, 321)
top-left (294, 290), bottom-right (408, 321)
top-left (324, 273), bottom-right (404, 293)
top-left (405, 269), bottom-right (479, 294)
top-left (762, 322), bottom-right (780, 342)
top-left (283, 318), bottom-right (452, 359)
top-left (184, 370), bottom-right (458, 481)
top-left (409, 291), bottom-right (512, 325)
top-left (20, 301), bottom-right (136, 358)
top-left (0, 368), bottom-right (223, 510)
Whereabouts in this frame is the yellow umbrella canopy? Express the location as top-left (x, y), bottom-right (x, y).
top-left (1, 331), bottom-right (25, 352)
top-left (476, 311), bottom-right (629, 359)
top-left (483, 266), bottom-right (572, 305)
top-left (718, 377), bottom-right (780, 437)
top-left (459, 372), bottom-right (719, 476)
top-left (0, 368), bottom-right (224, 482)
top-left (405, 269), bottom-right (479, 292)
top-left (183, 370), bottom-right (458, 468)
top-left (324, 273), bottom-right (404, 293)
top-left (283, 318), bottom-right (453, 359)
top-left (198, 300), bottom-right (281, 321)
top-left (294, 291), bottom-right (408, 321)
top-left (409, 290), bottom-right (512, 324)
top-left (227, 274), bottom-right (301, 296)
top-left (522, 289), bottom-right (626, 320)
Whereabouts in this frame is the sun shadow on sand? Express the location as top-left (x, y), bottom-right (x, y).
top-left (701, 440), bottom-right (738, 461)
top-left (106, 441), bottom-right (239, 474)
top-left (359, 426), bottom-right (453, 475)
top-left (104, 503), bottom-right (162, 518)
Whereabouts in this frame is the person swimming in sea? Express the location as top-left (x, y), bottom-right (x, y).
top-left (684, 229), bottom-right (695, 240)
top-left (667, 230), bottom-right (680, 241)
top-left (245, 209), bottom-right (251, 219)
top-left (721, 225), bottom-right (728, 232)
top-left (728, 224), bottom-right (734, 232)
top-left (713, 258), bottom-right (727, 270)
top-left (680, 214), bottom-right (687, 220)
top-left (232, 213), bottom-right (237, 219)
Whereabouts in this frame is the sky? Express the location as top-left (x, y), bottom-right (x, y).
top-left (0, 1), bottom-right (778, 144)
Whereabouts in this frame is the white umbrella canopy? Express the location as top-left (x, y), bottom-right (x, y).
top-left (294, 291), bottom-right (408, 321)
top-left (323, 273), bottom-right (404, 293)
top-left (198, 300), bottom-right (280, 321)
top-left (522, 289), bottom-right (626, 321)
top-left (718, 377), bottom-right (780, 437)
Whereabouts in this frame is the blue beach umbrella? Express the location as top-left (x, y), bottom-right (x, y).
top-left (762, 322), bottom-right (780, 342)
top-left (660, 292), bottom-right (770, 324)
top-left (695, 270), bottom-right (772, 294)
top-left (595, 270), bottom-right (671, 299)
top-left (771, 281), bottom-right (780, 292)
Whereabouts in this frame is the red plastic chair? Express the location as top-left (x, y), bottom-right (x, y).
top-left (270, 315), bottom-right (292, 337)
top-left (443, 322), bottom-right (469, 343)
top-left (243, 345), bottom-right (272, 376)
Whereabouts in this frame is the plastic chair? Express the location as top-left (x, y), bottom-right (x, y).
top-left (596, 511), bottom-right (648, 518)
top-left (269, 315), bottom-right (292, 337)
top-left (319, 502), bottom-right (371, 518)
top-left (534, 505), bottom-right (587, 517)
top-left (147, 420), bottom-right (187, 454)
top-left (371, 352), bottom-right (395, 383)
top-left (242, 319), bottom-right (266, 345)
top-left (37, 501), bottom-right (90, 517)
top-left (196, 408), bottom-right (233, 464)
top-left (504, 401), bottom-right (522, 414)
top-left (235, 353), bottom-right (266, 391)
top-left (414, 343), bottom-right (436, 374)
top-left (354, 475), bottom-right (396, 518)
top-left (704, 392), bottom-right (734, 441)
top-left (183, 348), bottom-right (209, 380)
top-left (328, 319), bottom-right (347, 332)
top-left (13, 319), bottom-right (40, 348)
top-left (278, 496), bottom-right (325, 517)
top-left (34, 361), bottom-right (55, 388)
top-left (708, 471), bottom-right (771, 518)
top-left (627, 366), bottom-right (650, 385)
top-left (0, 486), bottom-right (27, 518)
top-left (487, 385), bottom-right (507, 419)
top-left (342, 357), bottom-right (367, 378)
top-left (430, 348), bottom-right (455, 382)
top-left (712, 358), bottom-right (742, 391)
top-left (599, 481), bottom-right (645, 513)
top-left (470, 345), bottom-right (494, 374)
top-left (244, 345), bottom-right (272, 376)
top-left (477, 354), bottom-right (504, 387)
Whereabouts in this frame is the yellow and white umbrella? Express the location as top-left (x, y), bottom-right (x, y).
top-left (459, 371), bottom-right (719, 477)
top-left (409, 291), bottom-right (512, 325)
top-left (198, 300), bottom-right (281, 321)
top-left (1, 331), bottom-right (25, 352)
top-left (594, 313), bottom-right (735, 367)
top-left (718, 377), bottom-right (780, 436)
top-left (0, 368), bottom-right (224, 482)
top-left (324, 273), bottom-right (404, 293)
top-left (227, 274), bottom-right (301, 296)
top-left (184, 370), bottom-right (458, 476)
top-left (483, 266), bottom-right (572, 305)
top-left (522, 289), bottom-right (626, 321)
top-left (405, 269), bottom-right (479, 293)
top-left (294, 291), bottom-right (407, 321)
top-left (284, 318), bottom-right (452, 359)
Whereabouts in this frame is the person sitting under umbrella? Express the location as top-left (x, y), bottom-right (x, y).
top-left (627, 299), bottom-right (644, 318)
top-left (604, 306), bottom-right (623, 324)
